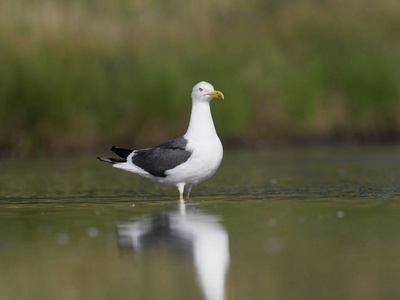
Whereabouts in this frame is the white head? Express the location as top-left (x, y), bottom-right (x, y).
top-left (191, 81), bottom-right (224, 103)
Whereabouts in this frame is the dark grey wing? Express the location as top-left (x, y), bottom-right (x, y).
top-left (132, 137), bottom-right (192, 177)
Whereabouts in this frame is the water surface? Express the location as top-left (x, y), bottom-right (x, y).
top-left (1, 146), bottom-right (400, 300)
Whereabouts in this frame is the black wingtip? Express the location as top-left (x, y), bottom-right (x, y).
top-left (98, 156), bottom-right (110, 163)
top-left (98, 156), bottom-right (126, 164)
top-left (111, 146), bottom-right (133, 159)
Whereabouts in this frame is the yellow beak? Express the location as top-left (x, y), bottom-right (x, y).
top-left (207, 90), bottom-right (224, 99)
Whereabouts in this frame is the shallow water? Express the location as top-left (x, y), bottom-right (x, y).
top-left (1, 146), bottom-right (400, 300)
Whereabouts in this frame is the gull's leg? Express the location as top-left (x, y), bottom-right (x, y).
top-left (185, 184), bottom-right (193, 200)
top-left (177, 183), bottom-right (185, 201)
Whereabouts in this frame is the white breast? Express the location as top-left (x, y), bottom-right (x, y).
top-left (165, 135), bottom-right (223, 185)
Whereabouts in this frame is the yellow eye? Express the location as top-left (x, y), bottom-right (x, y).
top-left (199, 88), bottom-right (203, 92)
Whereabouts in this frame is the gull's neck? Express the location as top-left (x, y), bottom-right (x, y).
top-left (184, 100), bottom-right (217, 140)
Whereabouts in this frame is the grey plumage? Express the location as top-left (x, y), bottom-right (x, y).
top-left (98, 137), bottom-right (192, 177)
top-left (132, 137), bottom-right (192, 177)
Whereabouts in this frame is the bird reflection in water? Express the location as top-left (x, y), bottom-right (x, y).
top-left (118, 201), bottom-right (230, 300)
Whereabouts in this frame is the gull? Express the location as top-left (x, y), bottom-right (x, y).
top-left (98, 81), bottom-right (224, 200)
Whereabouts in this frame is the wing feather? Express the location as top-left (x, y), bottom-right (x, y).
top-left (132, 137), bottom-right (192, 177)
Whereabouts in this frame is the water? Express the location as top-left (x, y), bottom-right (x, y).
top-left (1, 146), bottom-right (400, 300)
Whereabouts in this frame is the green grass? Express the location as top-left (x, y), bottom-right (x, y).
top-left (1, 0), bottom-right (400, 156)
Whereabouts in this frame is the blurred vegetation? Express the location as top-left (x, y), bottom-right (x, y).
top-left (1, 0), bottom-right (400, 157)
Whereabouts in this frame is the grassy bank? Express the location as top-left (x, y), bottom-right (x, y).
top-left (1, 0), bottom-right (400, 157)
